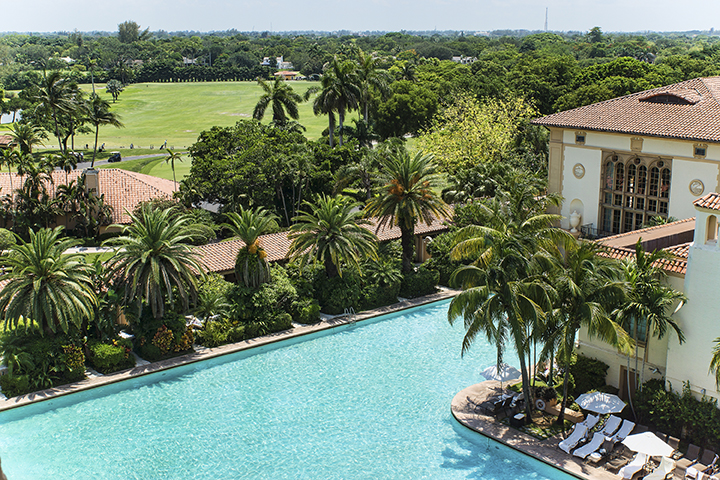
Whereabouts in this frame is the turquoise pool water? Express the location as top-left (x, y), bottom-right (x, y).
top-left (0, 301), bottom-right (575, 479)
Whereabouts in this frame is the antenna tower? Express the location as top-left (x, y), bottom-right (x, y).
top-left (544, 8), bottom-right (548, 31)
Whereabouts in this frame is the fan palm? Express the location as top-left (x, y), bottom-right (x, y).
top-left (86, 94), bottom-right (123, 167)
top-left (365, 149), bottom-right (448, 273)
top-left (104, 205), bottom-right (206, 320)
top-left (288, 194), bottom-right (378, 279)
top-left (223, 206), bottom-right (279, 288)
top-left (0, 227), bottom-right (97, 336)
top-left (252, 77), bottom-right (304, 127)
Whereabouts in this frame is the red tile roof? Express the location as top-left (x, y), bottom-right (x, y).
top-left (598, 217), bottom-right (695, 249)
top-left (597, 244), bottom-right (687, 276)
top-left (0, 169), bottom-right (176, 224)
top-left (532, 77), bottom-right (720, 143)
top-left (0, 135), bottom-right (14, 148)
top-left (664, 242), bottom-right (690, 259)
top-left (693, 192), bottom-right (720, 211)
top-left (197, 215), bottom-right (451, 274)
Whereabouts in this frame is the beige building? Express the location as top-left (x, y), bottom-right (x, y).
top-left (533, 77), bottom-right (720, 402)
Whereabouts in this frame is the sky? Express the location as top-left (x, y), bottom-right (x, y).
top-left (4, 0), bottom-right (720, 34)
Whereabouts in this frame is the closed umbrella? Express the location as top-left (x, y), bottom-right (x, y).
top-left (622, 432), bottom-right (675, 457)
top-left (575, 392), bottom-right (626, 414)
top-left (481, 364), bottom-right (521, 388)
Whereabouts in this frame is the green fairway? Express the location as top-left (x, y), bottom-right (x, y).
top-left (68, 81), bottom-right (339, 152)
top-left (99, 153), bottom-right (192, 183)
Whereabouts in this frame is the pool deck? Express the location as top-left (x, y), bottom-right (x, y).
top-left (0, 288), bottom-right (459, 413)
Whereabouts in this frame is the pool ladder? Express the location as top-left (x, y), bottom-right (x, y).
top-left (343, 307), bottom-right (356, 325)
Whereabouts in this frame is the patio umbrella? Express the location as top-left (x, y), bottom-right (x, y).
top-left (575, 392), bottom-right (626, 414)
top-left (481, 364), bottom-right (521, 388)
top-left (622, 432), bottom-right (675, 458)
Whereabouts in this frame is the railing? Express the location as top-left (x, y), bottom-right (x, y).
top-left (343, 307), bottom-right (356, 325)
top-left (580, 224), bottom-right (616, 240)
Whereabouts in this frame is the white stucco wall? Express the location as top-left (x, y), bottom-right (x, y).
top-left (560, 146), bottom-right (603, 229)
top-left (668, 158), bottom-right (720, 221)
top-left (666, 240), bottom-right (720, 401)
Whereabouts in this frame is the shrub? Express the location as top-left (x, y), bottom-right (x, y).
top-left (0, 228), bottom-right (16, 251)
top-left (87, 339), bottom-right (135, 374)
top-left (568, 354), bottom-right (609, 397)
top-left (534, 385), bottom-right (558, 402)
top-left (360, 280), bottom-right (400, 310)
top-left (229, 265), bottom-right (299, 321)
top-left (424, 231), bottom-right (463, 286)
top-left (399, 265), bottom-right (439, 298)
top-left (195, 319), bottom-right (246, 348)
top-left (292, 298), bottom-right (321, 324)
top-left (312, 271), bottom-right (363, 314)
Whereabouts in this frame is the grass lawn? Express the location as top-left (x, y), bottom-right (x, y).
top-left (99, 153), bottom-right (192, 182)
top-left (60, 81), bottom-right (339, 153)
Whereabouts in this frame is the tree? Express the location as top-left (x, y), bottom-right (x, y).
top-left (288, 194), bottom-right (378, 279)
top-left (0, 148), bottom-right (16, 203)
top-left (356, 50), bottom-right (391, 123)
top-left (118, 20), bottom-right (150, 44)
top-left (9, 123), bottom-right (45, 154)
top-left (104, 205), bottom-right (205, 320)
top-left (0, 227), bottom-right (97, 336)
top-left (223, 206), bottom-right (279, 288)
top-left (252, 77), bottom-right (304, 127)
top-left (163, 148), bottom-right (183, 191)
top-left (33, 71), bottom-right (78, 153)
top-left (86, 94), bottom-right (123, 167)
top-left (308, 58), bottom-right (361, 147)
top-left (53, 152), bottom-right (78, 186)
top-left (365, 149), bottom-right (448, 273)
top-left (105, 79), bottom-right (124, 103)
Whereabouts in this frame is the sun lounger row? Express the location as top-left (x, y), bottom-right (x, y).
top-left (559, 415), bottom-right (635, 458)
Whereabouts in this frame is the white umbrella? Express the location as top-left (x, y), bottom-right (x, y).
top-left (622, 432), bottom-right (675, 457)
top-left (575, 392), bottom-right (626, 414)
top-left (481, 364), bottom-right (521, 387)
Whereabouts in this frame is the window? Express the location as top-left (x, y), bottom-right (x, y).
top-left (575, 132), bottom-right (586, 144)
top-left (626, 317), bottom-right (647, 344)
top-left (600, 154), bottom-right (672, 235)
top-left (694, 145), bottom-right (707, 158)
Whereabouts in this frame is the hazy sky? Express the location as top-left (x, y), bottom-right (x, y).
top-left (5, 0), bottom-right (720, 34)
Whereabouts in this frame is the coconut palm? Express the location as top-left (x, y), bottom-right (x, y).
top-left (9, 123), bottom-right (45, 154)
top-left (34, 71), bottom-right (77, 153)
top-left (365, 149), bottom-right (448, 273)
top-left (104, 205), bottom-right (205, 320)
top-left (356, 50), bottom-right (391, 123)
top-left (252, 77), bottom-right (304, 127)
top-left (86, 94), bottom-right (123, 167)
top-left (614, 240), bottom-right (686, 414)
top-left (0, 227), bottom-right (97, 336)
top-left (542, 241), bottom-right (631, 425)
top-left (53, 152), bottom-right (78, 186)
top-left (0, 148), bottom-right (16, 202)
top-left (163, 148), bottom-right (183, 191)
top-left (223, 206), bottom-right (279, 288)
top-left (308, 58), bottom-right (361, 147)
top-left (288, 194), bottom-right (378, 279)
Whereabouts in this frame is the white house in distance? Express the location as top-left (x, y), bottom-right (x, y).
top-left (533, 77), bottom-right (720, 402)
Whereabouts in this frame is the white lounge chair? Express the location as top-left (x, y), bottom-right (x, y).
top-left (598, 415), bottom-right (622, 437)
top-left (581, 413), bottom-right (600, 430)
top-left (644, 456), bottom-right (676, 480)
top-left (559, 424), bottom-right (588, 454)
top-left (619, 452), bottom-right (649, 479)
top-left (573, 432), bottom-right (605, 459)
top-left (611, 419), bottom-right (635, 442)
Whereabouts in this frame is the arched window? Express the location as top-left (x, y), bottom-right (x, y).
top-left (601, 154), bottom-right (672, 235)
top-left (707, 216), bottom-right (718, 244)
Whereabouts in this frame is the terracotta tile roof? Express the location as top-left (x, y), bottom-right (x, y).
top-left (0, 135), bottom-right (14, 148)
top-left (597, 244), bottom-right (687, 276)
top-left (0, 169), bottom-right (176, 224)
top-left (598, 217), bottom-right (695, 249)
top-left (532, 77), bottom-right (720, 143)
top-left (197, 215), bottom-right (451, 274)
top-left (693, 192), bottom-right (720, 211)
top-left (664, 242), bottom-right (690, 259)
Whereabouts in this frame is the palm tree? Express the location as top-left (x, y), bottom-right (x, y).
top-left (163, 148), bottom-right (183, 191)
top-left (34, 71), bottom-right (77, 153)
top-left (252, 77), bottom-right (304, 127)
top-left (104, 205), bottom-right (205, 320)
top-left (308, 58), bottom-right (361, 147)
top-left (223, 206), bottom-right (279, 288)
top-left (543, 241), bottom-right (631, 425)
top-left (86, 94), bottom-right (123, 167)
top-left (365, 149), bottom-right (448, 273)
top-left (0, 148), bottom-right (16, 202)
top-left (356, 50), bottom-right (391, 123)
top-left (709, 339), bottom-right (720, 389)
top-left (0, 227), bottom-right (97, 336)
top-left (9, 123), bottom-right (45, 154)
top-left (614, 240), bottom-right (686, 414)
top-left (53, 152), bottom-right (78, 186)
top-left (288, 194), bottom-right (378, 279)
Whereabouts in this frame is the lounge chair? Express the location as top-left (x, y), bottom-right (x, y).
top-left (573, 432), bottom-right (605, 459)
top-left (687, 452), bottom-right (718, 479)
top-left (676, 444), bottom-right (702, 477)
top-left (611, 419), bottom-right (636, 442)
top-left (667, 436), bottom-right (681, 459)
top-left (619, 452), bottom-right (649, 479)
top-left (644, 456), bottom-right (676, 480)
top-left (580, 413), bottom-right (600, 430)
top-left (598, 415), bottom-right (622, 437)
top-left (559, 424), bottom-right (588, 454)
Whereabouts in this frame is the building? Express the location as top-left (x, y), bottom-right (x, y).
top-left (534, 77), bottom-right (720, 401)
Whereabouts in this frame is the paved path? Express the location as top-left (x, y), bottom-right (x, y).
top-left (75, 153), bottom-right (169, 170)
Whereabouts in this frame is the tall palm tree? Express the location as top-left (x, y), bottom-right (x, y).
top-left (614, 240), bottom-right (686, 414)
top-left (356, 50), bottom-right (391, 123)
top-left (223, 206), bottom-right (279, 288)
top-left (9, 123), bottom-right (45, 154)
top-left (543, 241), bottom-right (631, 425)
top-left (0, 148), bottom-right (16, 202)
top-left (365, 149), bottom-right (448, 273)
top-left (34, 71), bottom-right (77, 153)
top-left (288, 194), bottom-right (378, 279)
top-left (104, 205), bottom-right (205, 320)
top-left (163, 148), bottom-right (183, 191)
top-left (86, 94), bottom-right (123, 167)
top-left (252, 77), bottom-right (304, 127)
top-left (0, 227), bottom-right (97, 336)
top-left (308, 58), bottom-right (361, 147)
top-left (53, 152), bottom-right (78, 186)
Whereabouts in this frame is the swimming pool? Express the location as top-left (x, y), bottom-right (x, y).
top-left (0, 300), bottom-right (575, 479)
